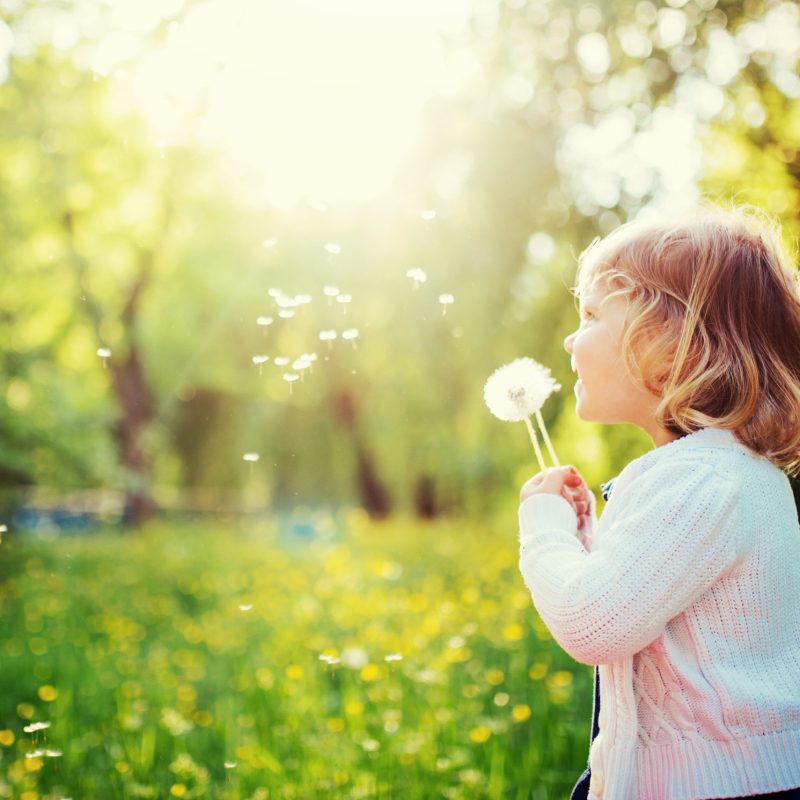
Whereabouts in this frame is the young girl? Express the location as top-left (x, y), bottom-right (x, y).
top-left (517, 204), bottom-right (800, 800)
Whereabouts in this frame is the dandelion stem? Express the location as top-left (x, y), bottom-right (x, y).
top-left (534, 408), bottom-right (560, 467)
top-left (524, 416), bottom-right (547, 472)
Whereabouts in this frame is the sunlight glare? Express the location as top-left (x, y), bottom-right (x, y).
top-left (127, 0), bottom-right (470, 208)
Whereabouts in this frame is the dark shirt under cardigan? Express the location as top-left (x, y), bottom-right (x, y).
top-left (569, 478), bottom-right (800, 800)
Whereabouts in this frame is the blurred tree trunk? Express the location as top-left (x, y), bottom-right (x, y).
top-left (332, 389), bottom-right (391, 519)
top-left (413, 473), bottom-right (438, 519)
top-left (110, 347), bottom-right (156, 525)
top-left (63, 197), bottom-right (172, 527)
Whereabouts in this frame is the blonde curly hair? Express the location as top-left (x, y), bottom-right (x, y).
top-left (573, 203), bottom-right (800, 476)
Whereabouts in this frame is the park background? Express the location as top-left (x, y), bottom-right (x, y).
top-left (1, 0), bottom-right (799, 797)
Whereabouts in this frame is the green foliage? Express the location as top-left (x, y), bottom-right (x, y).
top-left (1, 0), bottom-right (799, 513)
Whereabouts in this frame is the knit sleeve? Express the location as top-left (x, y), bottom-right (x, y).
top-left (517, 459), bottom-right (741, 665)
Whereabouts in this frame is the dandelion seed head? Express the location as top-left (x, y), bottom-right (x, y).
top-left (483, 358), bottom-right (560, 421)
top-left (340, 646), bottom-right (369, 669)
top-left (283, 373), bottom-right (300, 383)
top-left (252, 355), bottom-right (269, 365)
top-left (361, 738), bottom-right (380, 752)
top-left (96, 347), bottom-right (111, 358)
top-left (242, 453), bottom-right (260, 463)
top-left (256, 316), bottom-right (274, 326)
top-left (323, 286), bottom-right (340, 297)
top-left (319, 330), bottom-right (337, 341)
top-left (438, 294), bottom-right (455, 305)
top-left (278, 309), bottom-right (295, 319)
top-left (342, 329), bottom-right (359, 340)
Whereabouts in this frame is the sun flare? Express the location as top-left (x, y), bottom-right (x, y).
top-left (116, 0), bottom-right (470, 208)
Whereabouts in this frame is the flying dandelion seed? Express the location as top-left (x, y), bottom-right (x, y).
top-left (275, 294), bottom-right (297, 308)
top-left (238, 604), bottom-right (253, 612)
top-left (23, 722), bottom-right (50, 734)
top-left (324, 242), bottom-right (342, 255)
top-left (252, 355), bottom-right (269, 376)
top-left (26, 750), bottom-right (46, 759)
top-left (293, 358), bottom-right (311, 381)
top-left (294, 294), bottom-right (312, 306)
top-left (96, 347), bottom-right (111, 368)
top-left (0, 524), bottom-right (6, 543)
top-left (300, 352), bottom-right (318, 374)
top-left (323, 286), bottom-right (339, 306)
top-left (336, 293), bottom-right (352, 313)
top-left (483, 358), bottom-right (561, 471)
top-left (421, 209), bottom-right (437, 220)
top-left (224, 761), bottom-right (237, 769)
top-left (243, 452), bottom-right (259, 474)
top-left (283, 373), bottom-right (300, 395)
top-left (342, 329), bottom-right (359, 349)
top-left (319, 330), bottom-right (337, 350)
top-left (439, 294), bottom-right (455, 315)
top-left (406, 268), bottom-right (427, 289)
top-left (278, 309), bottom-right (295, 319)
top-left (274, 356), bottom-right (290, 367)
top-left (44, 749), bottom-right (62, 758)
top-left (384, 653), bottom-right (403, 662)
top-left (262, 238), bottom-right (277, 249)
top-left (256, 316), bottom-right (274, 334)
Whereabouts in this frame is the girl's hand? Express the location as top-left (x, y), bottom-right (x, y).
top-left (520, 466), bottom-right (591, 528)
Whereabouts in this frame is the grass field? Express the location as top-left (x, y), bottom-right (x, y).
top-left (0, 511), bottom-right (593, 799)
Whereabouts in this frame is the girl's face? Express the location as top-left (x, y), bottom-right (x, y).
top-left (563, 284), bottom-right (674, 445)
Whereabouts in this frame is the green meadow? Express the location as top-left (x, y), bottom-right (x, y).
top-left (0, 516), bottom-right (593, 799)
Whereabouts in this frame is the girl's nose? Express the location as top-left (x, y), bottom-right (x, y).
top-left (564, 331), bottom-right (574, 353)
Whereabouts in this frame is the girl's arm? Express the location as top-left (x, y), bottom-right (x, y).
top-left (517, 460), bottom-right (741, 665)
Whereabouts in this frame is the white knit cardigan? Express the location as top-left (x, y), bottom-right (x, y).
top-left (518, 427), bottom-right (800, 800)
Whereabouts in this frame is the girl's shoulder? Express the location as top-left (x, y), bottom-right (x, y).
top-left (611, 427), bottom-right (789, 507)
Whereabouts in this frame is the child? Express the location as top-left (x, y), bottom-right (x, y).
top-left (516, 204), bottom-right (800, 800)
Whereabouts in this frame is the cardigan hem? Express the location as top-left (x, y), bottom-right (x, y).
top-left (635, 726), bottom-right (800, 800)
